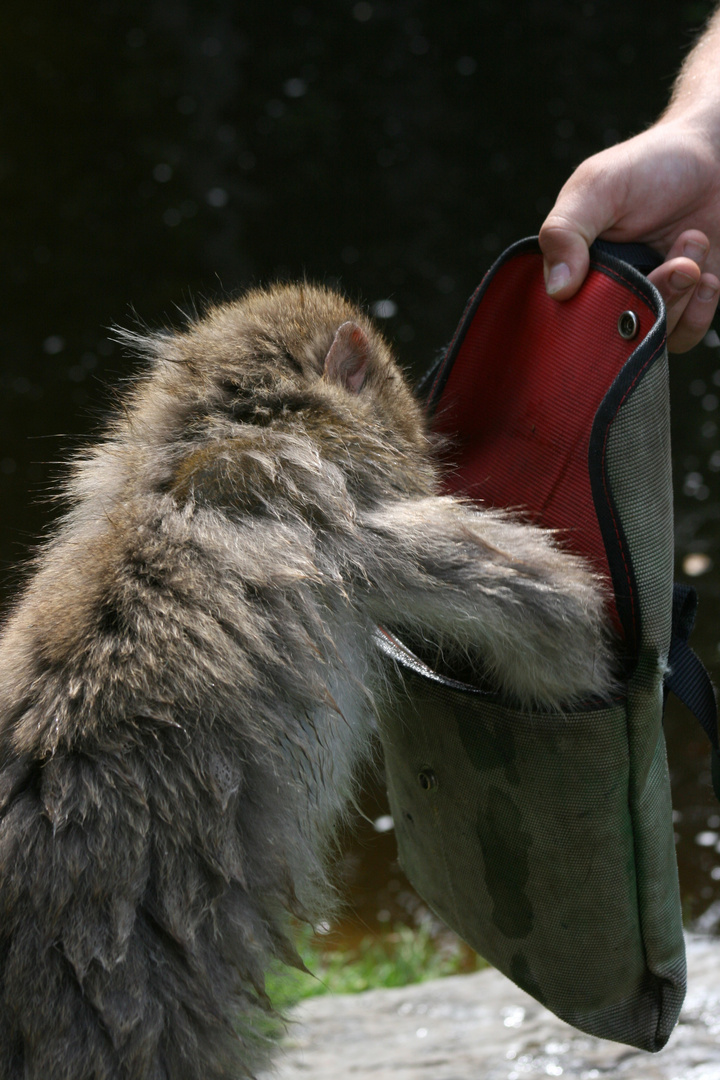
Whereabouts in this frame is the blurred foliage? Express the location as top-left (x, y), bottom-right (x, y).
top-left (266, 922), bottom-right (487, 1011)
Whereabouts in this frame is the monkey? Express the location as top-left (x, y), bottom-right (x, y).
top-left (0, 283), bottom-right (615, 1079)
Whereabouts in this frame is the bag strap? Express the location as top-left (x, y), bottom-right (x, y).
top-left (665, 583), bottom-right (720, 801)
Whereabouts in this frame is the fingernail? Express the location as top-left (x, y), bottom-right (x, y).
top-left (683, 240), bottom-right (708, 262)
top-left (698, 283), bottom-right (719, 302)
top-left (546, 262), bottom-right (571, 295)
top-left (670, 270), bottom-right (695, 291)
top-left (682, 239), bottom-right (708, 262)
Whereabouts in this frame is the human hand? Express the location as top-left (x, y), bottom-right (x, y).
top-left (539, 118), bottom-right (720, 352)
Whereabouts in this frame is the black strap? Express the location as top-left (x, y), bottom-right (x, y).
top-left (665, 584), bottom-right (720, 801)
top-left (590, 240), bottom-right (663, 277)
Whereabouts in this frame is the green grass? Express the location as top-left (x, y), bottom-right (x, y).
top-left (266, 923), bottom-right (487, 1012)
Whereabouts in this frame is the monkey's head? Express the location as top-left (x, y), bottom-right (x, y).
top-left (170, 283), bottom-right (427, 448)
top-left (111, 283), bottom-right (435, 509)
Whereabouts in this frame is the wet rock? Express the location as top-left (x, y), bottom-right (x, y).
top-left (264, 934), bottom-right (720, 1079)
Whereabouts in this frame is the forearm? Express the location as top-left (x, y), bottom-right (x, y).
top-left (663, 6), bottom-right (720, 128)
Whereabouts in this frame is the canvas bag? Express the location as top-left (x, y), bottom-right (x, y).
top-left (375, 237), bottom-right (718, 1052)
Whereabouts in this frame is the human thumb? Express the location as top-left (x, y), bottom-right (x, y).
top-left (538, 214), bottom-right (594, 300)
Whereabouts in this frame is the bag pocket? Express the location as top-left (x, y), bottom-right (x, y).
top-left (376, 631), bottom-right (685, 1051)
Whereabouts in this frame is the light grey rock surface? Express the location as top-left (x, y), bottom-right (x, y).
top-left (263, 935), bottom-right (720, 1080)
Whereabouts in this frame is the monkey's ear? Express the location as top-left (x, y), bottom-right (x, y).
top-left (323, 322), bottom-right (370, 393)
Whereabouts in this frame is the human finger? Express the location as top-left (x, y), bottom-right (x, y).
top-left (645, 231), bottom-right (716, 351)
top-left (666, 272), bottom-right (720, 353)
top-left (662, 229), bottom-right (709, 272)
top-left (648, 254), bottom-right (700, 325)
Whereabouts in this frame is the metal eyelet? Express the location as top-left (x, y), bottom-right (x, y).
top-left (417, 768), bottom-right (438, 792)
top-left (618, 310), bottom-right (639, 340)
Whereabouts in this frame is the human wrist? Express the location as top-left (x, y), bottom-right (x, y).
top-left (653, 106), bottom-right (720, 160)
top-left (659, 11), bottom-right (720, 141)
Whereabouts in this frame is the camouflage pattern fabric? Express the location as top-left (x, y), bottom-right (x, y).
top-left (376, 239), bottom-right (684, 1052)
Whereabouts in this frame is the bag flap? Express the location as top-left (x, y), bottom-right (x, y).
top-left (424, 236), bottom-right (666, 660)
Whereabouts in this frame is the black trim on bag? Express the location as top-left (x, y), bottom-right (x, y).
top-left (374, 628), bottom-right (625, 713)
top-left (423, 237), bottom-right (541, 415)
top-left (586, 249), bottom-right (666, 662)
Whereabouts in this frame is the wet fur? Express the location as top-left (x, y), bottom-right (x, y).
top-left (0, 284), bottom-right (614, 1078)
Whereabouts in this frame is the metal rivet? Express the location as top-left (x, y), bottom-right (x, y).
top-left (417, 768), bottom-right (437, 792)
top-left (618, 310), bottom-right (639, 340)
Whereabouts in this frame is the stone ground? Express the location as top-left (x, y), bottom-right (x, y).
top-left (262, 935), bottom-right (720, 1080)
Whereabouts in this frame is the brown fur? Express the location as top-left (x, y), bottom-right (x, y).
top-left (0, 284), bottom-right (615, 1078)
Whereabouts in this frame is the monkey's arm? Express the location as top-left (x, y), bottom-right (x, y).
top-left (358, 496), bottom-right (617, 708)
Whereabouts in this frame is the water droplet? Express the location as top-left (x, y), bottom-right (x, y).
top-left (372, 299), bottom-right (398, 319)
top-left (683, 472), bottom-right (710, 500)
top-left (683, 553), bottom-right (712, 576)
top-left (373, 815), bottom-right (394, 833)
top-left (353, 2), bottom-right (373, 21)
top-left (43, 335), bottom-right (65, 355)
top-left (502, 1006), bottom-right (526, 1028)
top-left (206, 188), bottom-right (229, 208)
top-left (284, 77), bottom-right (307, 98)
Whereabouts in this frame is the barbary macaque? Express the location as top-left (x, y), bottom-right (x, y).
top-left (0, 284), bottom-right (614, 1078)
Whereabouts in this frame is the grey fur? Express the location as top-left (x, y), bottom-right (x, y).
top-left (0, 283), bottom-right (615, 1078)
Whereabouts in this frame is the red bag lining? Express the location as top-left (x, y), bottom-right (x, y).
top-left (430, 250), bottom-right (658, 641)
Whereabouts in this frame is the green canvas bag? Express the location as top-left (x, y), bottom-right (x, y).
top-left (375, 237), bottom-right (718, 1052)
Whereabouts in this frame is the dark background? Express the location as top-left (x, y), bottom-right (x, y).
top-left (3, 0), bottom-right (720, 942)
